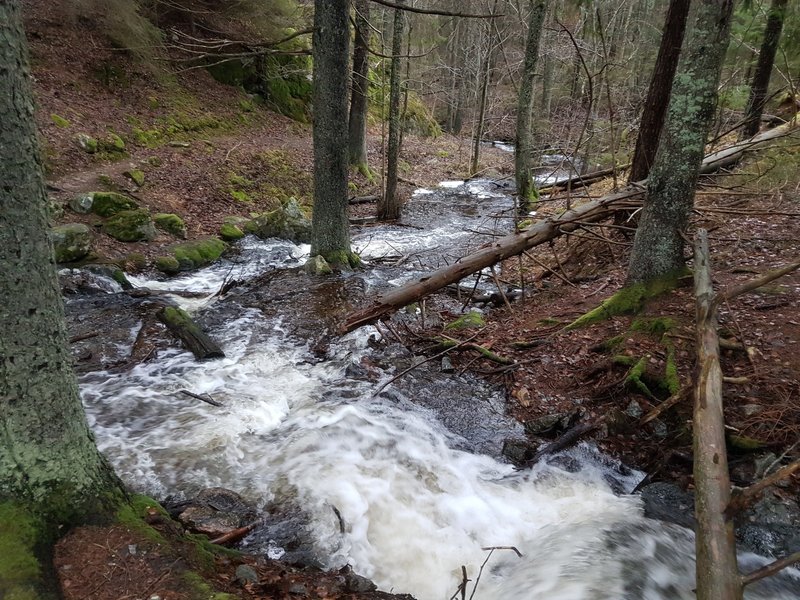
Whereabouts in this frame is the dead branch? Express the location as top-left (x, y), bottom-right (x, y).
top-left (368, 0), bottom-right (501, 18)
top-left (522, 420), bottom-right (598, 468)
top-left (209, 521), bottom-right (258, 546)
top-left (725, 459), bottom-right (800, 519)
top-left (639, 384), bottom-right (692, 425)
top-left (713, 260), bottom-right (800, 310)
top-left (741, 551), bottom-right (800, 588)
top-left (179, 389), bottom-right (223, 407)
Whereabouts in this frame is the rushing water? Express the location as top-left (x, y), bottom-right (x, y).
top-left (71, 181), bottom-right (799, 599)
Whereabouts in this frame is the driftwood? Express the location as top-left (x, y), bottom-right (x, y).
top-left (692, 229), bottom-right (741, 600)
top-left (157, 306), bottom-right (225, 360)
top-left (179, 389), bottom-right (223, 407)
top-left (209, 521), bottom-right (258, 545)
top-left (343, 125), bottom-right (797, 333)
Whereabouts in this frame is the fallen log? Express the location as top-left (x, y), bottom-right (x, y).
top-left (692, 229), bottom-right (740, 600)
top-left (157, 306), bottom-right (225, 360)
top-left (343, 187), bottom-right (642, 332)
top-left (699, 119), bottom-right (797, 174)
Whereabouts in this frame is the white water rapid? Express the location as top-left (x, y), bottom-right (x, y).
top-left (74, 181), bottom-right (799, 599)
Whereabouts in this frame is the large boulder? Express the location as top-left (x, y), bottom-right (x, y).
top-left (70, 191), bottom-right (138, 216)
top-left (102, 209), bottom-right (156, 242)
top-left (244, 198), bottom-right (311, 244)
top-left (51, 223), bottom-right (92, 263)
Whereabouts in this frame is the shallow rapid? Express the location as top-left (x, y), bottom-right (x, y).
top-left (73, 180), bottom-right (799, 599)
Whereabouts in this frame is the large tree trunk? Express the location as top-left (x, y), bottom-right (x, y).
top-left (311, 0), bottom-right (355, 266)
top-left (348, 0), bottom-right (372, 172)
top-left (692, 230), bottom-right (742, 600)
top-left (469, 0), bottom-right (499, 176)
top-left (515, 0), bottom-right (548, 211)
top-left (628, 0), bottom-right (691, 183)
top-left (378, 0), bottom-right (405, 221)
top-left (626, 0), bottom-right (735, 285)
top-left (0, 2), bottom-right (125, 594)
top-left (741, 0), bottom-right (789, 139)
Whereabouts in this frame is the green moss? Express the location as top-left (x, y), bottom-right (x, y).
top-left (230, 189), bottom-right (252, 203)
top-left (97, 174), bottom-right (115, 188)
top-left (115, 495), bottom-right (168, 545)
top-left (156, 255), bottom-right (181, 274)
top-left (76, 133), bottom-right (98, 153)
top-left (630, 317), bottom-right (677, 340)
top-left (124, 169), bottom-right (146, 187)
top-left (102, 209), bottom-right (156, 242)
top-left (320, 249), bottom-right (361, 270)
top-left (612, 354), bottom-right (637, 366)
top-left (602, 334), bottom-right (626, 351)
top-left (664, 345), bottom-right (680, 395)
top-left (167, 237), bottom-right (227, 271)
top-left (566, 277), bottom-right (678, 330)
top-left (133, 127), bottom-right (162, 147)
top-left (50, 113), bottom-right (71, 128)
top-left (355, 162), bottom-right (375, 182)
top-left (182, 570), bottom-right (236, 600)
top-left (727, 434), bottom-right (767, 451)
top-left (0, 503), bottom-right (42, 591)
top-left (91, 192), bottom-right (138, 216)
top-left (624, 356), bottom-right (657, 400)
top-left (106, 133), bottom-right (126, 152)
top-left (154, 213), bottom-right (187, 238)
top-left (219, 222), bottom-right (245, 241)
top-left (445, 311), bottom-right (486, 330)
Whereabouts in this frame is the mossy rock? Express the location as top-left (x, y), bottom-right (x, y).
top-left (304, 254), bottom-right (332, 275)
top-left (102, 209), bottom-right (156, 242)
top-left (124, 169), bottom-right (145, 187)
top-left (51, 223), bottom-right (92, 263)
top-left (103, 133), bottom-right (126, 152)
top-left (50, 113), bottom-right (71, 128)
top-left (75, 133), bottom-right (98, 153)
top-left (85, 191), bottom-right (139, 217)
top-left (154, 213), bottom-right (187, 238)
top-left (244, 198), bottom-right (311, 244)
top-left (158, 237), bottom-right (227, 273)
top-left (219, 222), bottom-right (245, 241)
top-left (445, 310), bottom-right (486, 330)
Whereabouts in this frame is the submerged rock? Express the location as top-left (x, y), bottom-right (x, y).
top-left (51, 223), bottom-right (92, 263)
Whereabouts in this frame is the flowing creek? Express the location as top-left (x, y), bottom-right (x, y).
top-left (66, 180), bottom-right (799, 599)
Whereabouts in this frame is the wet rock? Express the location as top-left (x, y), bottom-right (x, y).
top-left (175, 487), bottom-right (257, 539)
top-left (83, 264), bottom-right (133, 290)
top-left (640, 482), bottom-right (696, 529)
top-left (157, 237), bottom-right (227, 273)
top-left (444, 310), bottom-right (485, 330)
top-left (51, 223), bottom-right (92, 263)
top-left (340, 566), bottom-right (377, 593)
top-left (502, 438), bottom-right (537, 466)
top-left (220, 221), bottom-right (245, 241)
top-left (440, 356), bottom-right (454, 373)
top-left (524, 413), bottom-right (565, 435)
top-left (234, 564), bottom-right (259, 585)
top-left (103, 209), bottom-right (156, 242)
top-left (244, 198), bottom-right (312, 244)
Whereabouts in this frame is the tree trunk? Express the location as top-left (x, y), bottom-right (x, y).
top-left (626, 0), bottom-right (735, 285)
top-left (348, 0), bottom-right (372, 172)
top-left (628, 0), bottom-right (691, 183)
top-left (311, 0), bottom-right (355, 266)
top-left (470, 0), bottom-right (499, 176)
top-left (378, 0), bottom-right (405, 221)
top-left (515, 0), bottom-right (548, 211)
top-left (741, 0), bottom-right (789, 139)
top-left (0, 2), bottom-right (125, 594)
top-left (692, 229), bottom-right (742, 600)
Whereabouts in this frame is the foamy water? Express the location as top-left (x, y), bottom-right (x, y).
top-left (77, 181), bottom-right (799, 599)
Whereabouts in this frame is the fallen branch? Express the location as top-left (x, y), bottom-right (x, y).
top-left (179, 389), bottom-right (223, 407)
top-left (741, 551), bottom-right (800, 588)
top-left (522, 420), bottom-right (598, 467)
top-left (692, 229), bottom-right (740, 599)
top-left (639, 384), bottom-right (692, 425)
top-left (69, 331), bottom-right (99, 343)
top-left (209, 521), bottom-right (259, 545)
top-left (157, 306), bottom-right (225, 360)
top-left (725, 459), bottom-right (800, 520)
top-left (713, 259), bottom-right (800, 310)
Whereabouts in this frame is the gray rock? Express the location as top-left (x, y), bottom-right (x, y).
top-left (640, 482), bottom-right (696, 529)
top-left (244, 198), bottom-right (312, 244)
top-left (69, 193), bottom-right (94, 214)
top-left (625, 399), bottom-right (643, 419)
top-left (51, 223), bottom-right (92, 263)
top-left (304, 254), bottom-right (332, 275)
top-left (234, 564), bottom-right (259, 585)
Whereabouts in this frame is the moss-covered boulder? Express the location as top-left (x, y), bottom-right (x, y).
top-left (70, 191), bottom-right (138, 217)
top-left (304, 254), bottom-right (332, 275)
top-left (123, 169), bottom-right (145, 187)
top-left (76, 133), bottom-right (98, 153)
top-left (219, 222), bottom-right (245, 241)
top-left (153, 213), bottom-right (187, 238)
top-left (51, 223), bottom-right (92, 263)
top-left (244, 198), bottom-right (311, 244)
top-left (102, 209), bottom-right (156, 242)
top-left (156, 237), bottom-right (227, 273)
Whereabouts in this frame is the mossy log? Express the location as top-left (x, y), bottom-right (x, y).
top-left (157, 307), bottom-right (225, 360)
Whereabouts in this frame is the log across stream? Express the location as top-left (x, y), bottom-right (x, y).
top-left (66, 180), bottom-right (799, 599)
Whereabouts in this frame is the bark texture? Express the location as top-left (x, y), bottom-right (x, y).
top-left (311, 0), bottom-right (354, 264)
top-left (378, 0), bottom-right (405, 221)
top-left (692, 230), bottom-right (742, 600)
top-left (514, 0), bottom-right (548, 208)
top-left (348, 0), bottom-right (371, 169)
top-left (1, 4), bottom-right (125, 595)
top-left (628, 0), bottom-right (691, 183)
top-left (741, 0), bottom-right (789, 139)
top-left (627, 0), bottom-right (734, 285)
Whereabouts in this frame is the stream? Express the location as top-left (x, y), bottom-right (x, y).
top-left (66, 180), bottom-right (799, 599)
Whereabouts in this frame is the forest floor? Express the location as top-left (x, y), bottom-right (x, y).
top-left (25, 1), bottom-right (800, 598)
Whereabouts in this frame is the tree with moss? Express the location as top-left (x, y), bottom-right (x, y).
top-left (514, 0), bottom-right (548, 212)
top-left (310, 0), bottom-right (357, 268)
top-left (0, 2), bottom-right (127, 596)
top-left (626, 0), bottom-right (735, 286)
